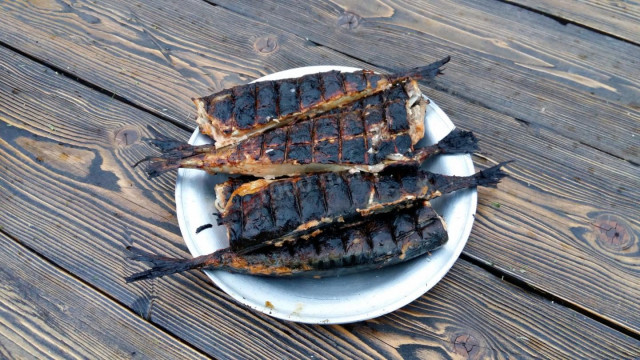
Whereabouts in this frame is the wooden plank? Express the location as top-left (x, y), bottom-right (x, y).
top-left (360, 259), bottom-right (640, 359)
top-left (0, 0), bottom-right (367, 128)
top-left (504, 0), bottom-right (640, 45)
top-left (211, 0), bottom-right (640, 163)
top-left (0, 0), bottom-right (638, 162)
top-left (0, 8), bottom-right (637, 341)
top-left (427, 88), bottom-right (640, 332)
top-left (2, 39), bottom-right (640, 358)
top-left (0, 47), bottom-right (357, 360)
top-left (0, 232), bottom-right (208, 360)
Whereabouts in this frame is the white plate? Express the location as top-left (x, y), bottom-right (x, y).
top-left (175, 66), bottom-right (476, 324)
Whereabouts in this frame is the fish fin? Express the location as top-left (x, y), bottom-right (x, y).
top-left (391, 56), bottom-right (451, 82)
top-left (144, 126), bottom-right (192, 152)
top-left (437, 129), bottom-right (479, 154)
top-left (471, 161), bottom-right (514, 188)
top-left (125, 247), bottom-right (216, 282)
top-left (429, 161), bottom-right (513, 194)
top-left (133, 126), bottom-right (215, 178)
top-left (144, 155), bottom-right (184, 179)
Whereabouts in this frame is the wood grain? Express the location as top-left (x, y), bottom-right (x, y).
top-left (426, 88), bottom-right (640, 332)
top-left (2, 38), bottom-right (640, 358)
top-left (0, 0), bottom-right (368, 128)
top-left (0, 232), bottom-right (209, 360)
top-left (1, 0), bottom-right (638, 163)
top-left (504, 0), bottom-right (640, 45)
top-left (355, 259), bottom-right (640, 359)
top-left (212, 0), bottom-right (640, 163)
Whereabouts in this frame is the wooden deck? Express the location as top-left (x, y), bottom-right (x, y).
top-left (0, 0), bottom-right (638, 358)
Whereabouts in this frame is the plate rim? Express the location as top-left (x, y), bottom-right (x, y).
top-left (175, 66), bottom-right (476, 324)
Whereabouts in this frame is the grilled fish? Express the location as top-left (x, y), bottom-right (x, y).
top-left (215, 163), bottom-right (510, 254)
top-left (193, 57), bottom-right (450, 147)
top-left (138, 84), bottom-right (478, 178)
top-left (142, 81), bottom-right (425, 178)
top-left (125, 202), bottom-right (446, 281)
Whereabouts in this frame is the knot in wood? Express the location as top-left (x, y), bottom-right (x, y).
top-left (337, 11), bottom-right (362, 30)
top-left (254, 36), bottom-right (278, 54)
top-left (115, 128), bottom-right (139, 147)
top-left (454, 333), bottom-right (480, 358)
top-left (592, 213), bottom-right (634, 252)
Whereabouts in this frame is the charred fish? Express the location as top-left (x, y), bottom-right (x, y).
top-left (138, 82), bottom-right (477, 178)
top-left (125, 202), bottom-right (447, 281)
top-left (193, 57), bottom-right (450, 147)
top-left (215, 162), bottom-right (510, 254)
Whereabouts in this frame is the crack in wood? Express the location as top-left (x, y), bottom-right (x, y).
top-left (460, 252), bottom-right (640, 340)
top-left (497, 0), bottom-right (640, 47)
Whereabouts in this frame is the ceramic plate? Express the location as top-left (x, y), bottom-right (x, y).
top-left (175, 66), bottom-right (476, 324)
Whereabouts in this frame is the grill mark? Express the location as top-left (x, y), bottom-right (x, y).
top-left (339, 71), bottom-right (349, 95)
top-left (267, 183), bottom-right (277, 227)
top-left (389, 218), bottom-right (399, 245)
top-left (273, 81), bottom-right (281, 118)
top-left (318, 174), bottom-right (329, 218)
top-left (363, 229), bottom-right (374, 252)
top-left (337, 115), bottom-right (343, 163)
top-left (253, 82), bottom-right (258, 129)
top-left (228, 91), bottom-right (237, 132)
top-left (341, 172), bottom-right (354, 209)
top-left (310, 116), bottom-right (317, 155)
top-left (283, 126), bottom-right (290, 162)
top-left (383, 100), bottom-right (399, 155)
top-left (295, 76), bottom-right (302, 113)
top-left (318, 73), bottom-right (326, 103)
top-left (238, 191), bottom-right (245, 241)
top-left (292, 178), bottom-right (303, 224)
top-left (361, 109), bottom-right (370, 164)
top-left (312, 237), bottom-right (322, 257)
top-left (339, 233), bottom-right (349, 256)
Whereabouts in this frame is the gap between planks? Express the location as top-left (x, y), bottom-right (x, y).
top-left (0, 226), bottom-right (213, 359)
top-left (0, 39), bottom-right (194, 134)
top-left (0, 12), bottom-right (637, 339)
top-left (459, 252), bottom-right (640, 341)
top-left (496, 0), bottom-right (640, 47)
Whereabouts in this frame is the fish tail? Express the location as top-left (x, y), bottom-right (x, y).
top-left (430, 161), bottom-right (512, 194)
top-left (412, 129), bottom-right (478, 164)
top-left (133, 126), bottom-right (215, 179)
top-left (471, 161), bottom-right (513, 188)
top-left (391, 56), bottom-right (451, 82)
top-left (125, 247), bottom-right (222, 282)
top-left (145, 126), bottom-right (193, 152)
top-left (437, 129), bottom-right (479, 154)
top-left (143, 156), bottom-right (185, 179)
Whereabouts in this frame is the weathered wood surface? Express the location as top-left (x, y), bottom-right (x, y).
top-left (189, 0), bottom-right (640, 163)
top-left (0, 232), bottom-right (209, 360)
top-left (1, 0), bottom-right (638, 163)
top-left (504, 0), bottom-right (640, 45)
top-left (430, 88), bottom-right (640, 332)
top-left (2, 40), bottom-right (640, 358)
top-left (2, 0), bottom-right (640, 357)
top-left (0, 0), bottom-right (366, 128)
